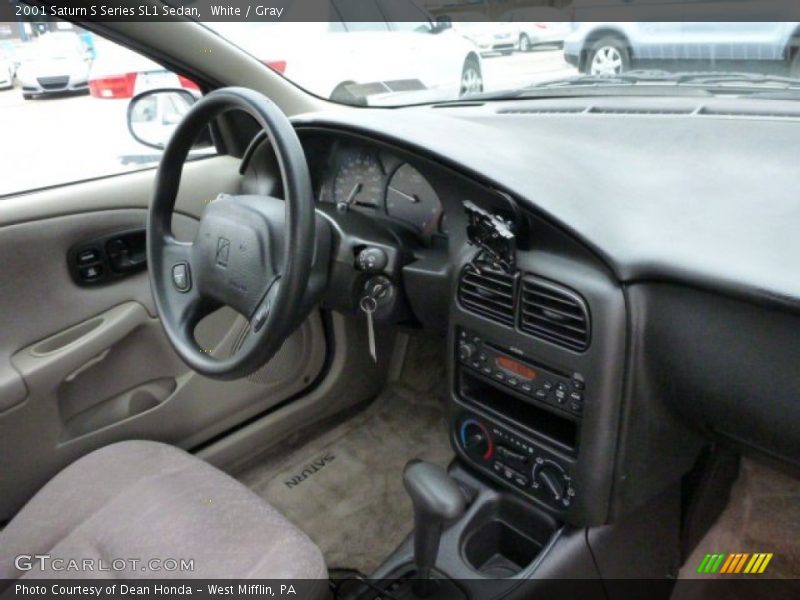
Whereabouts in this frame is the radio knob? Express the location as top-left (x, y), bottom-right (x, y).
top-left (459, 342), bottom-right (477, 361)
top-left (459, 419), bottom-right (493, 461)
top-left (533, 463), bottom-right (568, 503)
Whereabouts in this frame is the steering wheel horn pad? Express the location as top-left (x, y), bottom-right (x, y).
top-left (192, 194), bottom-right (285, 318)
top-left (147, 87), bottom-right (321, 380)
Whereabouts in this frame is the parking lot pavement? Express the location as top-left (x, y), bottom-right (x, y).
top-left (0, 49), bottom-right (576, 197)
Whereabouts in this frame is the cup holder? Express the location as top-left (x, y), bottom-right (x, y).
top-left (461, 494), bottom-right (559, 578)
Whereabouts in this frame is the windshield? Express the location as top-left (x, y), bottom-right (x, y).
top-left (207, 18), bottom-right (800, 106)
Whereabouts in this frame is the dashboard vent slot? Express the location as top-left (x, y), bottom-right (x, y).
top-left (519, 277), bottom-right (590, 352)
top-left (433, 101), bottom-right (485, 108)
top-left (587, 106), bottom-right (695, 116)
top-left (499, 104), bottom-right (800, 120)
top-left (696, 106), bottom-right (800, 119)
top-left (458, 265), bottom-right (516, 327)
top-left (499, 107), bottom-right (588, 115)
top-left (498, 106), bottom-right (697, 116)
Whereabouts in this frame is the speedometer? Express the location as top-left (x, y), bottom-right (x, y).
top-left (333, 151), bottom-right (385, 208)
top-left (386, 164), bottom-right (443, 235)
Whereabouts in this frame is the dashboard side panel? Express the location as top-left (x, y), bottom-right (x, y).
top-left (630, 283), bottom-right (800, 467)
top-left (610, 284), bottom-right (707, 520)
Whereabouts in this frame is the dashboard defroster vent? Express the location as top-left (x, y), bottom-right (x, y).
top-left (458, 265), bottom-right (516, 327)
top-left (519, 277), bottom-right (590, 352)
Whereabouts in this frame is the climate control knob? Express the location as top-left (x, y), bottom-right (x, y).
top-left (532, 460), bottom-right (573, 507)
top-left (459, 419), bottom-right (494, 462)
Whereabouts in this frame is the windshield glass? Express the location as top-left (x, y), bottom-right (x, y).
top-left (207, 17), bottom-right (800, 106)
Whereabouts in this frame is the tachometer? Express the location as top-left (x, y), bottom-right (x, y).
top-left (386, 164), bottom-right (443, 235)
top-left (332, 151), bottom-right (385, 208)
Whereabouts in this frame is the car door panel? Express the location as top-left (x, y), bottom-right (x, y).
top-left (682, 22), bottom-right (789, 60)
top-left (628, 22), bottom-right (685, 60)
top-left (0, 157), bottom-right (328, 521)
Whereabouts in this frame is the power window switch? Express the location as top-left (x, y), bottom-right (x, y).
top-left (79, 265), bottom-right (103, 281)
top-left (77, 249), bottom-right (100, 265)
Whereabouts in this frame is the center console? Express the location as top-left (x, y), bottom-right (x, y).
top-left (453, 326), bottom-right (581, 514)
top-left (447, 215), bottom-right (628, 529)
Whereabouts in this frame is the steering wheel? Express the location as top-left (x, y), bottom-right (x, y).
top-left (147, 87), bottom-right (317, 380)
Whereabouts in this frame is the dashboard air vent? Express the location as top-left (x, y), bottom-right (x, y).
top-left (587, 106), bottom-right (695, 116)
top-left (519, 277), bottom-right (590, 352)
top-left (499, 107), bottom-right (588, 115)
top-left (458, 264), bottom-right (516, 327)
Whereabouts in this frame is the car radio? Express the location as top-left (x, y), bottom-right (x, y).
top-left (457, 328), bottom-right (585, 417)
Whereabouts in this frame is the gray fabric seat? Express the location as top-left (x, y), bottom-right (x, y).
top-left (0, 441), bottom-right (328, 588)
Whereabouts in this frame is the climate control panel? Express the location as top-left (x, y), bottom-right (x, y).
top-left (455, 413), bottom-right (576, 510)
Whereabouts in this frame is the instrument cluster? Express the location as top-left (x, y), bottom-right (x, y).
top-left (320, 144), bottom-right (447, 237)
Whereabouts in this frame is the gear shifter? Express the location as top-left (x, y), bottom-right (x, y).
top-left (403, 460), bottom-right (466, 596)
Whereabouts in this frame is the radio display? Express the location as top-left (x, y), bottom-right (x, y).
top-left (496, 356), bottom-right (538, 381)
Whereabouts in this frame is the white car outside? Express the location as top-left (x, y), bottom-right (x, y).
top-left (15, 32), bottom-right (92, 98)
top-left (450, 20), bottom-right (518, 56)
top-left (0, 51), bottom-right (13, 90)
top-left (503, 8), bottom-right (573, 52)
top-left (563, 21), bottom-right (800, 76)
top-left (215, 21), bottom-right (483, 105)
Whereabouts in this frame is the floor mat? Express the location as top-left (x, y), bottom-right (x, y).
top-left (235, 335), bottom-right (453, 574)
top-left (678, 457), bottom-right (800, 580)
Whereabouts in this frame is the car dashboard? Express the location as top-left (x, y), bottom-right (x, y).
top-left (239, 95), bottom-right (800, 528)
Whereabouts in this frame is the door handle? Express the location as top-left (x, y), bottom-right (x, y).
top-left (12, 303), bottom-right (149, 388)
top-left (106, 231), bottom-right (146, 273)
top-left (64, 349), bottom-right (110, 382)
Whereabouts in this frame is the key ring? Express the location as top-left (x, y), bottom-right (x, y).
top-left (360, 296), bottom-right (377, 313)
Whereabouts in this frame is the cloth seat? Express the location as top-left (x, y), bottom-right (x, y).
top-left (0, 441), bottom-right (327, 591)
